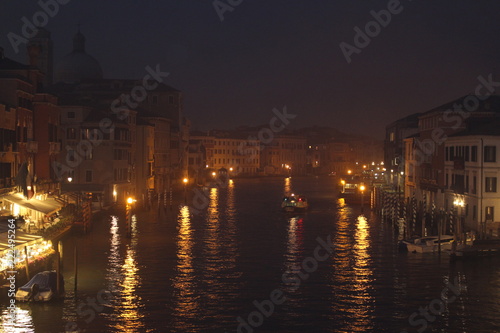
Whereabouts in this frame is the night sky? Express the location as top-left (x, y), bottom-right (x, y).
top-left (2, 0), bottom-right (500, 138)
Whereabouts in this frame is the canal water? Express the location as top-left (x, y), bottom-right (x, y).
top-left (2, 177), bottom-right (500, 332)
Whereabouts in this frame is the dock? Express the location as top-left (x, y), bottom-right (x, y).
top-left (450, 239), bottom-right (500, 260)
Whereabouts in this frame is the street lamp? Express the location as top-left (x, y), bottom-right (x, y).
top-left (360, 184), bottom-right (366, 212)
top-left (126, 197), bottom-right (135, 237)
top-left (67, 177), bottom-right (72, 183)
top-left (183, 178), bottom-right (188, 203)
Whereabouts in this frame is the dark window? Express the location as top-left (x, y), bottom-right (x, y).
top-left (471, 146), bottom-right (478, 162)
top-left (484, 146), bottom-right (496, 162)
top-left (445, 147), bottom-right (449, 161)
top-left (152, 95), bottom-right (158, 104)
top-left (452, 174), bottom-right (465, 194)
top-left (67, 111), bottom-right (75, 118)
top-left (473, 205), bottom-right (477, 220)
top-left (486, 206), bottom-right (494, 221)
top-left (68, 150), bottom-right (75, 162)
top-left (450, 146), bottom-right (455, 160)
top-left (465, 146), bottom-right (470, 162)
top-left (168, 95), bottom-right (174, 104)
top-left (485, 177), bottom-right (497, 192)
top-left (67, 128), bottom-right (76, 140)
top-left (473, 176), bottom-right (477, 194)
top-left (85, 170), bottom-right (92, 182)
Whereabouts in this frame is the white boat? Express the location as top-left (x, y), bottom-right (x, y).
top-left (403, 235), bottom-right (455, 253)
top-left (16, 270), bottom-right (64, 302)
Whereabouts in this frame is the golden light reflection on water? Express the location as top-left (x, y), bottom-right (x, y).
top-left (332, 203), bottom-right (374, 331)
top-left (171, 205), bottom-right (200, 326)
top-left (107, 214), bottom-right (145, 332)
top-left (283, 216), bottom-right (304, 293)
top-left (1, 307), bottom-right (35, 332)
top-left (284, 177), bottom-right (292, 194)
top-left (203, 183), bottom-right (239, 310)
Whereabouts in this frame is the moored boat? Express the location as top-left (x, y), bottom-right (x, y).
top-left (15, 270), bottom-right (64, 302)
top-left (402, 235), bottom-right (455, 253)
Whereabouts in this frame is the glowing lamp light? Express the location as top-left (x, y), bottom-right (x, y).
top-left (67, 177), bottom-right (73, 182)
top-left (229, 167), bottom-right (233, 172)
top-left (341, 180), bottom-right (346, 185)
top-left (347, 170), bottom-right (352, 175)
top-left (212, 172), bottom-right (216, 177)
top-left (183, 178), bottom-right (188, 184)
top-left (126, 197), bottom-right (134, 204)
top-left (360, 185), bottom-right (366, 192)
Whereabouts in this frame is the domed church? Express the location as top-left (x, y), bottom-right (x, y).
top-left (53, 29), bottom-right (103, 84)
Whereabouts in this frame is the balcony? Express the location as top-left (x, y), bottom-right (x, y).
top-left (49, 142), bottom-right (61, 154)
top-left (1, 143), bottom-right (13, 152)
top-left (26, 141), bottom-right (38, 153)
top-left (0, 177), bottom-right (15, 189)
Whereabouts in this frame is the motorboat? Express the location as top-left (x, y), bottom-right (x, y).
top-left (16, 270), bottom-right (64, 302)
top-left (402, 235), bottom-right (455, 253)
top-left (281, 194), bottom-right (308, 213)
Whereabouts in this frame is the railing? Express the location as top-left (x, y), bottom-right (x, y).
top-left (26, 141), bottom-right (38, 153)
top-left (49, 142), bottom-right (61, 154)
top-left (0, 177), bottom-right (15, 189)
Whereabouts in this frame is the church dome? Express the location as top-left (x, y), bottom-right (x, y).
top-left (54, 31), bottom-right (103, 83)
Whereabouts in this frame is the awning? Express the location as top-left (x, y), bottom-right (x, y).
top-left (2, 193), bottom-right (63, 216)
top-left (0, 229), bottom-right (42, 253)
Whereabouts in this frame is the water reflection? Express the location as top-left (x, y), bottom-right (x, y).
top-left (1, 306), bottom-right (34, 332)
top-left (284, 177), bottom-right (292, 194)
top-left (106, 214), bottom-right (145, 332)
top-left (171, 205), bottom-right (200, 330)
top-left (283, 216), bottom-right (304, 293)
top-left (201, 180), bottom-right (242, 325)
top-left (330, 202), bottom-right (375, 331)
top-left (350, 214), bottom-right (374, 330)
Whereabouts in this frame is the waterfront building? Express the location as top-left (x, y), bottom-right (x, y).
top-left (48, 29), bottom-right (188, 204)
top-left (444, 118), bottom-right (500, 237)
top-left (0, 46), bottom-right (62, 228)
top-left (384, 113), bottom-right (420, 190)
top-left (190, 132), bottom-right (260, 177)
top-left (403, 95), bottom-right (500, 210)
top-left (261, 134), bottom-right (306, 176)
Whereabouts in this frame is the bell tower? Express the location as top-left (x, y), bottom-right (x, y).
top-left (27, 27), bottom-right (53, 88)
